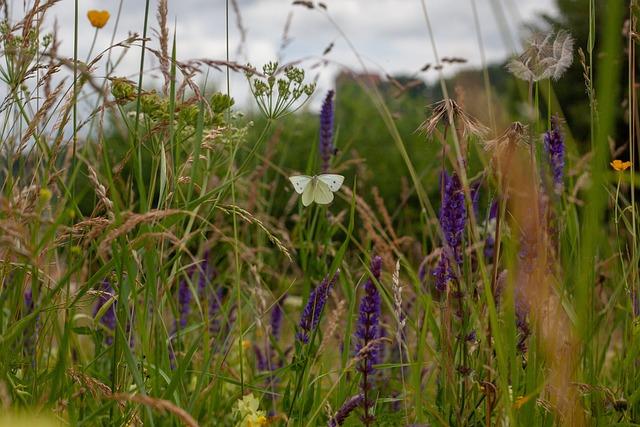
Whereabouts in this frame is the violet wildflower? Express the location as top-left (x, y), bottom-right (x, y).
top-left (196, 256), bottom-right (210, 298)
top-left (432, 253), bottom-right (452, 292)
top-left (23, 287), bottom-right (36, 356)
top-left (319, 90), bottom-right (336, 172)
top-left (418, 260), bottom-right (427, 284)
top-left (209, 287), bottom-right (227, 335)
top-left (328, 394), bottom-right (364, 427)
top-left (432, 171), bottom-right (466, 291)
top-left (24, 288), bottom-right (34, 313)
top-left (297, 271), bottom-right (339, 344)
top-left (484, 200), bottom-right (499, 262)
top-left (355, 255), bottom-right (382, 425)
top-left (176, 267), bottom-right (194, 330)
top-left (470, 181), bottom-right (481, 217)
top-left (254, 345), bottom-right (268, 372)
top-left (270, 297), bottom-right (284, 341)
top-left (94, 279), bottom-right (117, 345)
top-left (543, 115), bottom-right (565, 195)
top-left (440, 171), bottom-right (466, 265)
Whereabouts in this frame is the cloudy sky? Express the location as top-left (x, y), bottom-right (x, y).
top-left (29, 0), bottom-right (556, 109)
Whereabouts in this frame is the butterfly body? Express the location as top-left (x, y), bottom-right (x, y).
top-left (289, 174), bottom-right (344, 206)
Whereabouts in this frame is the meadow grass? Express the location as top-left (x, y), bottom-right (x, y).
top-left (0, 0), bottom-right (639, 426)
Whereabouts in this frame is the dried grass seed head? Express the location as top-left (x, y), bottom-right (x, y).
top-left (418, 98), bottom-right (488, 139)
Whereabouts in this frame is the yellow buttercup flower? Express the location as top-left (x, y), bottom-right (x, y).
top-left (87, 10), bottom-right (110, 29)
top-left (611, 159), bottom-right (632, 171)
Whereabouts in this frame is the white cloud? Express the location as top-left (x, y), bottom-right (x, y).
top-left (13, 0), bottom-right (557, 109)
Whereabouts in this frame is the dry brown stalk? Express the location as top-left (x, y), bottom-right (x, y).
top-left (97, 209), bottom-right (183, 256)
top-left (86, 164), bottom-right (114, 220)
top-left (17, 80), bottom-right (65, 153)
top-left (109, 393), bottom-right (198, 427)
top-left (371, 186), bottom-right (399, 244)
top-left (220, 204), bottom-right (292, 262)
top-left (55, 216), bottom-right (111, 247)
top-left (498, 141), bottom-right (585, 426)
top-left (319, 291), bottom-right (346, 353)
top-left (155, 0), bottom-right (170, 94)
top-left (230, 0), bottom-right (247, 56)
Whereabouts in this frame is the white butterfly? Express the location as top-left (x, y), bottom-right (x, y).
top-left (288, 174), bottom-right (345, 206)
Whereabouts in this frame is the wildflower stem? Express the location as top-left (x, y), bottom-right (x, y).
top-left (85, 28), bottom-right (99, 63)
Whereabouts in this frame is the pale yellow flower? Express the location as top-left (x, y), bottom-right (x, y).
top-left (234, 393), bottom-right (268, 427)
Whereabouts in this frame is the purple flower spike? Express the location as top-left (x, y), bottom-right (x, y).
top-left (543, 115), bottom-right (565, 195)
top-left (270, 297), bottom-right (284, 341)
top-left (176, 267), bottom-right (194, 330)
top-left (355, 256), bottom-right (383, 425)
top-left (297, 271), bottom-right (339, 344)
top-left (328, 394), bottom-right (364, 427)
top-left (209, 287), bottom-right (227, 335)
top-left (23, 287), bottom-right (36, 355)
top-left (319, 90), bottom-right (336, 172)
top-left (432, 171), bottom-right (466, 291)
top-left (196, 256), bottom-right (210, 298)
top-left (440, 171), bottom-right (466, 265)
top-left (254, 345), bottom-right (267, 371)
top-left (94, 279), bottom-right (117, 345)
top-left (24, 288), bottom-right (34, 313)
top-left (432, 252), bottom-right (452, 292)
top-left (484, 199), bottom-right (499, 262)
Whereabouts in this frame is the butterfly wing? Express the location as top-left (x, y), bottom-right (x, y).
top-left (301, 178), bottom-right (316, 206)
top-left (317, 174), bottom-right (344, 192)
top-left (313, 179), bottom-right (334, 205)
top-left (289, 175), bottom-right (312, 194)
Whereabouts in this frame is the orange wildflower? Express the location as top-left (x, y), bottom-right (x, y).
top-left (610, 159), bottom-right (632, 171)
top-left (87, 10), bottom-right (110, 29)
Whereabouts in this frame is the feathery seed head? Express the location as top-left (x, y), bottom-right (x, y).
top-left (506, 30), bottom-right (574, 82)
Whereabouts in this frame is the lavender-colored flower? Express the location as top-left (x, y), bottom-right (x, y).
top-left (432, 171), bottom-right (466, 291)
top-left (484, 199), bottom-right (499, 262)
top-left (24, 288), bottom-right (34, 313)
top-left (94, 279), bottom-right (117, 345)
top-left (23, 287), bottom-right (36, 356)
top-left (440, 171), bottom-right (466, 265)
top-left (543, 115), bottom-right (565, 195)
top-left (470, 180), bottom-right (481, 217)
top-left (254, 345), bottom-right (268, 371)
top-left (319, 90), bottom-right (336, 172)
top-left (196, 256), bottom-right (210, 298)
top-left (328, 394), bottom-right (364, 427)
top-left (355, 256), bottom-right (382, 425)
top-left (270, 297), bottom-right (284, 341)
top-left (209, 287), bottom-right (227, 335)
top-left (297, 271), bottom-right (339, 344)
top-left (176, 267), bottom-right (194, 330)
top-left (432, 253), bottom-right (452, 292)
top-left (418, 260), bottom-right (427, 284)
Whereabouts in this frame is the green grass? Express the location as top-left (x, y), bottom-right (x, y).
top-left (0, 0), bottom-right (639, 426)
